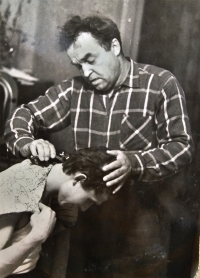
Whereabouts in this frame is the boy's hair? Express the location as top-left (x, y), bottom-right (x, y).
top-left (62, 147), bottom-right (117, 195)
top-left (59, 15), bottom-right (122, 52)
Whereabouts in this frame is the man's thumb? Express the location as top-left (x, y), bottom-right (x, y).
top-left (20, 143), bottom-right (31, 157)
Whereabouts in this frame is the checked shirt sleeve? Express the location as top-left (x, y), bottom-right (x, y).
top-left (4, 80), bottom-right (73, 157)
top-left (125, 76), bottom-right (194, 182)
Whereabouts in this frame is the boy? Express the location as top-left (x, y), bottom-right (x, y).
top-left (0, 147), bottom-right (116, 278)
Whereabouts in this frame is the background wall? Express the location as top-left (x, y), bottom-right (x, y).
top-left (1, 0), bottom-right (144, 84)
top-left (0, 0), bottom-right (39, 72)
top-left (137, 0), bottom-right (200, 248)
top-left (138, 0), bottom-right (200, 166)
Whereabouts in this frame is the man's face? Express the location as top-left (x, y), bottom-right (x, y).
top-left (58, 178), bottom-right (109, 211)
top-left (67, 32), bottom-right (121, 92)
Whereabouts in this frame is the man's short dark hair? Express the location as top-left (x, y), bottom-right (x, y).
top-left (59, 15), bottom-right (122, 52)
top-left (62, 147), bottom-right (117, 195)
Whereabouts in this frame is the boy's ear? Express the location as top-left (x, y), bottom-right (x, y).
top-left (73, 173), bottom-right (87, 186)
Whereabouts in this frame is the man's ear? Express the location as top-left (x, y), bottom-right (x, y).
top-left (73, 173), bottom-right (87, 186)
top-left (111, 38), bottom-right (121, 56)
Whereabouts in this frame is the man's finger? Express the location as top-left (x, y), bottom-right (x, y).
top-left (113, 183), bottom-right (124, 194)
top-left (20, 142), bottom-right (32, 157)
top-left (36, 141), bottom-right (50, 161)
top-left (103, 168), bottom-right (122, 182)
top-left (102, 160), bottom-right (120, 172)
top-left (106, 150), bottom-right (120, 156)
top-left (49, 143), bottom-right (56, 158)
top-left (36, 140), bottom-right (56, 161)
top-left (20, 139), bottom-right (56, 161)
top-left (106, 172), bottom-right (127, 187)
top-left (30, 142), bottom-right (44, 159)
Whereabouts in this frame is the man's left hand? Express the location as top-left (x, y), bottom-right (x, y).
top-left (103, 150), bottom-right (132, 194)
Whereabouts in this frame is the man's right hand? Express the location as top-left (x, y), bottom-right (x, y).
top-left (20, 139), bottom-right (56, 161)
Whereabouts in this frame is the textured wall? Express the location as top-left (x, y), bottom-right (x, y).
top-left (0, 0), bottom-right (40, 71)
top-left (138, 0), bottom-right (200, 95)
top-left (32, 0), bottom-right (144, 83)
top-left (1, 0), bottom-right (144, 83)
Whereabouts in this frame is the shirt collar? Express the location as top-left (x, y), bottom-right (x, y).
top-left (121, 58), bottom-right (140, 88)
top-left (94, 58), bottom-right (140, 97)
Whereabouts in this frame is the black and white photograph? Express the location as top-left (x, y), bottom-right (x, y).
top-left (0, 0), bottom-right (200, 277)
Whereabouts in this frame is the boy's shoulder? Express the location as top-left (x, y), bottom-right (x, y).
top-left (0, 159), bottom-right (52, 215)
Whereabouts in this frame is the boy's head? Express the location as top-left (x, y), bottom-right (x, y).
top-left (61, 147), bottom-right (117, 211)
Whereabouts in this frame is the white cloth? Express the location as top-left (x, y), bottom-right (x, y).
top-left (0, 159), bottom-right (52, 215)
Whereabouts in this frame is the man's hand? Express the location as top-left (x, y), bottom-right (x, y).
top-left (102, 150), bottom-right (132, 194)
top-left (20, 139), bottom-right (56, 161)
top-left (29, 203), bottom-right (56, 244)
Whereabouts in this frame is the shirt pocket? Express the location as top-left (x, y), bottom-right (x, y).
top-left (119, 113), bottom-right (153, 150)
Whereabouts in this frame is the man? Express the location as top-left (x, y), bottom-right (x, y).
top-left (0, 147), bottom-right (116, 278)
top-left (4, 15), bottom-right (194, 277)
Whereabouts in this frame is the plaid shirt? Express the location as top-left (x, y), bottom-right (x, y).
top-left (5, 59), bottom-right (194, 181)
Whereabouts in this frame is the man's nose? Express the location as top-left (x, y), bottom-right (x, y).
top-left (82, 63), bottom-right (92, 78)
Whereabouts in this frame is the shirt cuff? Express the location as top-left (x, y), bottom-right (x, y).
top-left (14, 137), bottom-right (34, 157)
top-left (124, 151), bottom-right (145, 180)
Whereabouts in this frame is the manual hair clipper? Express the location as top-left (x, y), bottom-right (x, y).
top-left (30, 152), bottom-right (69, 166)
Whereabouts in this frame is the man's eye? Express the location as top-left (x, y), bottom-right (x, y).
top-left (87, 59), bottom-right (95, 64)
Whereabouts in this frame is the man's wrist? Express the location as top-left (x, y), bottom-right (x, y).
top-left (16, 138), bottom-right (34, 158)
top-left (124, 151), bottom-right (144, 180)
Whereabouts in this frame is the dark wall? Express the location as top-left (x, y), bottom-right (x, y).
top-left (137, 0), bottom-right (200, 221)
top-left (138, 0), bottom-right (200, 88)
top-left (138, 0), bottom-right (200, 145)
top-left (138, 0), bottom-right (186, 72)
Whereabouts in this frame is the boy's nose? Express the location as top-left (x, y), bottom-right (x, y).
top-left (80, 200), bottom-right (93, 211)
top-left (96, 199), bottom-right (104, 206)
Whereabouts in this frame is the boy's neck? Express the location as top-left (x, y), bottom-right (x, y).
top-left (45, 163), bottom-right (67, 195)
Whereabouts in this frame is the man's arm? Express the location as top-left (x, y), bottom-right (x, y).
top-left (125, 76), bottom-right (194, 181)
top-left (103, 75), bottom-right (194, 189)
top-left (4, 80), bottom-right (73, 160)
top-left (0, 203), bottom-right (56, 278)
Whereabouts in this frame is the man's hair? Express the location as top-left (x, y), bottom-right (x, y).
top-left (62, 147), bottom-right (117, 195)
top-left (59, 15), bottom-right (122, 52)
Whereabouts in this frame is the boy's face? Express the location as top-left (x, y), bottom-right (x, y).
top-left (58, 178), bottom-right (109, 211)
